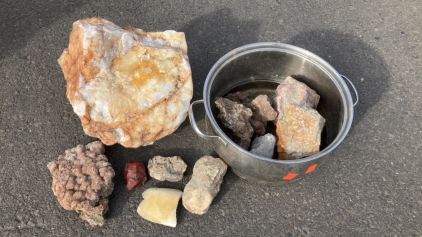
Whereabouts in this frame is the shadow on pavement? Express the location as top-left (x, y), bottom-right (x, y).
top-left (289, 30), bottom-right (390, 128)
top-left (180, 8), bottom-right (261, 101)
top-left (0, 0), bottom-right (87, 60)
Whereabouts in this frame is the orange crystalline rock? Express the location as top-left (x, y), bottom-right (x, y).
top-left (124, 161), bottom-right (147, 190)
top-left (57, 18), bottom-right (193, 148)
top-left (276, 103), bottom-right (325, 160)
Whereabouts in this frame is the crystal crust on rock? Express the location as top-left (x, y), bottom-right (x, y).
top-left (47, 141), bottom-right (115, 226)
top-left (276, 103), bottom-right (325, 160)
top-left (58, 18), bottom-right (193, 148)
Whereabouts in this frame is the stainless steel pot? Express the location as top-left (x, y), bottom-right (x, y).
top-left (189, 42), bottom-right (358, 184)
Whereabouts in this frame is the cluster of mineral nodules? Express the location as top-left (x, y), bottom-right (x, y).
top-left (215, 76), bottom-right (325, 160)
top-left (47, 141), bottom-right (115, 226)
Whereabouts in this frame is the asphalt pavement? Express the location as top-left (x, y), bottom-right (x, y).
top-left (0, 0), bottom-right (421, 236)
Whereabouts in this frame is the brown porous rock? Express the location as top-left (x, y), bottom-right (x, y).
top-left (182, 156), bottom-right (227, 215)
top-left (249, 118), bottom-right (266, 136)
top-left (215, 97), bottom-right (254, 150)
top-left (273, 76), bottom-right (320, 120)
top-left (47, 141), bottom-right (115, 226)
top-left (148, 156), bottom-right (187, 182)
top-left (58, 18), bottom-right (193, 148)
top-left (224, 91), bottom-right (251, 104)
top-left (276, 103), bottom-right (325, 160)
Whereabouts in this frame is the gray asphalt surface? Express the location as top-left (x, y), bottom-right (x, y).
top-left (1, 0), bottom-right (421, 236)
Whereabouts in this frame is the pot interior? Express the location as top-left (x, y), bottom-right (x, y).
top-left (208, 49), bottom-right (344, 151)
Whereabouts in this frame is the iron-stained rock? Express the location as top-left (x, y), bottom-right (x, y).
top-left (276, 103), bottom-right (325, 160)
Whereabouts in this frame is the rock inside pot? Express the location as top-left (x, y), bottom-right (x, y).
top-left (215, 76), bottom-right (326, 160)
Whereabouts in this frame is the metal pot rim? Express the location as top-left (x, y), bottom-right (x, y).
top-left (203, 42), bottom-right (354, 164)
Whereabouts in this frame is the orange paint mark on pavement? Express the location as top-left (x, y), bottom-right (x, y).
top-left (306, 164), bottom-right (317, 174)
top-left (283, 173), bottom-right (298, 180)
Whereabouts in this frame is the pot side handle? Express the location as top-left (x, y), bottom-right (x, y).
top-left (188, 99), bottom-right (227, 146)
top-left (341, 75), bottom-right (359, 106)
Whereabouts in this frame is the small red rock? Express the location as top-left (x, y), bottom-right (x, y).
top-left (124, 161), bottom-right (147, 190)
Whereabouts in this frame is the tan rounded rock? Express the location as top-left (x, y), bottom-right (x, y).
top-left (182, 156), bottom-right (227, 215)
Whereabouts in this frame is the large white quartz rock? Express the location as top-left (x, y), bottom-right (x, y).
top-left (58, 18), bottom-right (193, 148)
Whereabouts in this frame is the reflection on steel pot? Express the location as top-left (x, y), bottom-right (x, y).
top-left (189, 42), bottom-right (358, 184)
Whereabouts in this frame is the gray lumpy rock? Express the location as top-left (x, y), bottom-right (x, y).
top-left (148, 156), bottom-right (187, 182)
top-left (249, 133), bottom-right (276, 158)
top-left (182, 156), bottom-right (228, 215)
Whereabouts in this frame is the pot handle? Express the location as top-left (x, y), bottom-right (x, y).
top-left (341, 75), bottom-right (359, 106)
top-left (189, 99), bottom-right (227, 146)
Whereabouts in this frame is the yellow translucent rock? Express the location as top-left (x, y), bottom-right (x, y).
top-left (137, 188), bottom-right (183, 227)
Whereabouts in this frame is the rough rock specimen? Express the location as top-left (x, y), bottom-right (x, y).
top-left (58, 18), bottom-right (193, 148)
top-left (182, 156), bottom-right (227, 215)
top-left (225, 91), bottom-right (251, 104)
top-left (250, 95), bottom-right (277, 123)
top-left (137, 188), bottom-right (183, 227)
top-left (215, 97), bottom-right (254, 150)
top-left (47, 141), bottom-right (115, 226)
top-left (276, 103), bottom-right (325, 160)
top-left (249, 118), bottom-right (266, 136)
top-left (124, 161), bottom-right (147, 190)
top-left (273, 76), bottom-right (320, 120)
top-left (148, 156), bottom-right (187, 182)
top-left (249, 133), bottom-right (276, 158)
top-left (247, 94), bottom-right (278, 136)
